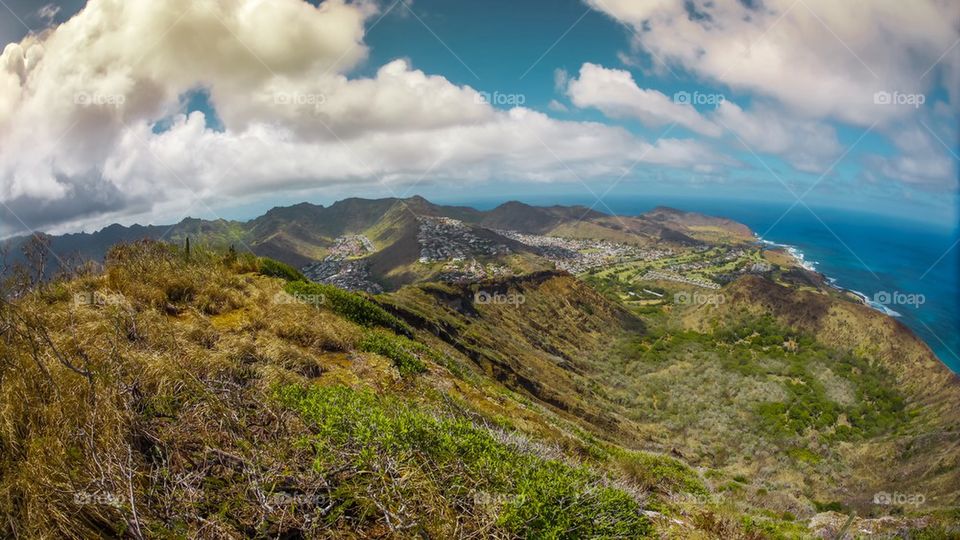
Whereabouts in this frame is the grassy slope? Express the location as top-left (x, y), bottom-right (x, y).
top-left (0, 242), bottom-right (773, 539)
top-left (1, 242), bottom-right (956, 538)
top-left (382, 272), bottom-right (960, 533)
top-left (703, 276), bottom-right (960, 508)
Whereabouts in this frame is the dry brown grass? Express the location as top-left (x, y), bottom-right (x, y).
top-left (0, 241), bottom-right (658, 538)
top-left (4, 241), bottom-right (945, 538)
top-left (0, 242), bottom-right (374, 538)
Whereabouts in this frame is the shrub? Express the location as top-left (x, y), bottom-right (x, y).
top-left (813, 500), bottom-right (845, 512)
top-left (283, 281), bottom-right (412, 337)
top-left (358, 329), bottom-right (427, 376)
top-left (276, 384), bottom-right (652, 538)
top-left (616, 450), bottom-right (708, 497)
top-left (258, 257), bottom-right (306, 282)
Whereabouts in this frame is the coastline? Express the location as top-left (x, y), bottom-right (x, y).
top-left (754, 234), bottom-right (903, 318)
top-left (756, 236), bottom-right (819, 273)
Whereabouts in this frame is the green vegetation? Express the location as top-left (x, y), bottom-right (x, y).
top-left (257, 257), bottom-right (306, 282)
top-left (277, 384), bottom-right (652, 539)
top-left (713, 317), bottom-right (909, 440)
top-left (284, 280), bottom-right (412, 337)
top-left (614, 449), bottom-right (707, 497)
top-left (616, 314), bottom-right (909, 444)
top-left (1, 238), bottom-right (956, 538)
top-left (358, 329), bottom-right (428, 376)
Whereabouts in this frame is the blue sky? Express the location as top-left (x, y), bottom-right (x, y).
top-left (0, 0), bottom-right (957, 235)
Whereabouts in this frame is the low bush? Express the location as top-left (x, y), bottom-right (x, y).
top-left (616, 450), bottom-right (708, 497)
top-left (257, 257), bottom-right (306, 282)
top-left (283, 281), bottom-right (412, 337)
top-left (277, 384), bottom-right (653, 538)
top-left (358, 329), bottom-right (427, 376)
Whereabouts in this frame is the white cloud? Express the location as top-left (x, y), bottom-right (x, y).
top-left (109, 106), bottom-right (732, 199)
top-left (553, 68), bottom-right (569, 93)
top-left (566, 62), bottom-right (842, 172)
top-left (713, 101), bottom-right (842, 174)
top-left (567, 63), bottom-right (722, 136)
top-left (220, 58), bottom-right (495, 140)
top-left (548, 99), bottom-right (569, 113)
top-left (586, 0), bottom-right (959, 126)
top-left (866, 122), bottom-right (958, 190)
top-left (0, 0), bottom-right (728, 233)
top-left (37, 4), bottom-right (62, 23)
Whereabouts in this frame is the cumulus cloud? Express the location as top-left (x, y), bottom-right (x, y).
top-left (0, 0), bottom-right (729, 234)
top-left (0, 0), bottom-right (371, 200)
top-left (566, 63), bottom-right (842, 172)
top-left (712, 101), bottom-right (842, 174)
top-left (567, 63), bottom-right (722, 136)
top-left (866, 122), bottom-right (958, 190)
top-left (225, 58), bottom-right (494, 140)
top-left (109, 105), bottom-right (733, 200)
top-left (586, 0), bottom-right (959, 125)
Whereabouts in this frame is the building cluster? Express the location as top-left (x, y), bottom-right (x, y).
top-left (667, 260), bottom-right (713, 273)
top-left (417, 217), bottom-right (511, 263)
top-left (721, 248), bottom-right (748, 261)
top-left (711, 261), bottom-right (774, 285)
top-left (326, 235), bottom-right (375, 260)
top-left (302, 258), bottom-right (383, 295)
top-left (496, 230), bottom-right (669, 274)
top-left (667, 247), bottom-right (747, 273)
top-left (300, 234), bottom-right (383, 294)
top-left (437, 259), bottom-right (513, 284)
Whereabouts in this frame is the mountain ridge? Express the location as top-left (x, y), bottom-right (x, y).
top-left (2, 196), bottom-right (755, 274)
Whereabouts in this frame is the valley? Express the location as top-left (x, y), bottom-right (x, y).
top-left (1, 197), bottom-right (958, 538)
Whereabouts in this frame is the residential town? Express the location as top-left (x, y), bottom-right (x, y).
top-left (326, 235), bottom-right (375, 260)
top-left (495, 230), bottom-right (671, 273)
top-left (301, 234), bottom-right (382, 294)
top-left (299, 223), bottom-right (769, 296)
top-left (301, 259), bottom-right (384, 294)
top-left (417, 217), bottom-right (511, 263)
top-left (436, 259), bottom-right (514, 284)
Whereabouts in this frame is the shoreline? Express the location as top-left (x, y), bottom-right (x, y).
top-left (754, 234), bottom-right (903, 318)
top-left (756, 236), bottom-right (818, 273)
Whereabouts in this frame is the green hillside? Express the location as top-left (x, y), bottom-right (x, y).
top-left (1, 240), bottom-right (957, 538)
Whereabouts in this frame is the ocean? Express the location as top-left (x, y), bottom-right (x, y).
top-left (458, 195), bottom-right (960, 373)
